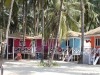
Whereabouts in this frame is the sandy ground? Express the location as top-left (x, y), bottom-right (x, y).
top-left (1, 60), bottom-right (100, 75)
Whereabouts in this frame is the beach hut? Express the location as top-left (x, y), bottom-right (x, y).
top-left (59, 31), bottom-right (81, 54)
top-left (60, 31), bottom-right (81, 61)
top-left (28, 31), bottom-right (81, 60)
top-left (85, 27), bottom-right (100, 49)
top-left (68, 31), bottom-right (81, 55)
top-left (6, 33), bottom-right (34, 60)
top-left (32, 34), bottom-right (60, 59)
top-left (84, 27), bottom-right (100, 65)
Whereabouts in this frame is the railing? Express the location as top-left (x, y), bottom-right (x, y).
top-left (14, 47), bottom-right (32, 54)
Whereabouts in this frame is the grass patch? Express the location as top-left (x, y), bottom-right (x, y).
top-left (39, 61), bottom-right (59, 67)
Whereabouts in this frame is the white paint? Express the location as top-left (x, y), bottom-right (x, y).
top-left (93, 56), bottom-right (100, 65)
top-left (84, 37), bottom-right (91, 48)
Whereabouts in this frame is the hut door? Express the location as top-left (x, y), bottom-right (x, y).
top-left (73, 38), bottom-right (81, 55)
top-left (8, 38), bottom-right (13, 59)
top-left (69, 38), bottom-right (81, 55)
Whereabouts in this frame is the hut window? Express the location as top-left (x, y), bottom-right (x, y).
top-left (95, 38), bottom-right (100, 46)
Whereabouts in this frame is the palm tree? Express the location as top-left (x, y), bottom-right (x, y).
top-left (51, 0), bottom-right (63, 60)
top-left (84, 0), bottom-right (99, 31)
top-left (1, 0), bottom-right (99, 62)
top-left (6, 0), bottom-right (15, 59)
top-left (44, 0), bottom-right (81, 61)
top-left (78, 0), bottom-right (84, 64)
top-left (41, 0), bottom-right (45, 63)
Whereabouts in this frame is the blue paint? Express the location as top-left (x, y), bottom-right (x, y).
top-left (69, 38), bottom-right (74, 48)
top-left (74, 38), bottom-right (81, 48)
top-left (69, 38), bottom-right (81, 55)
top-left (69, 38), bottom-right (81, 48)
top-left (60, 39), bottom-right (67, 50)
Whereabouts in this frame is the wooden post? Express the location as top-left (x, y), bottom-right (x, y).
top-left (73, 38), bottom-right (74, 55)
top-left (13, 39), bottom-right (14, 60)
top-left (94, 36), bottom-right (95, 49)
top-left (7, 39), bottom-right (8, 60)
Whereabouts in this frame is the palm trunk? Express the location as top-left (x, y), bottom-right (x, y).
top-left (22, 0), bottom-right (27, 59)
top-left (33, 0), bottom-right (36, 35)
top-left (51, 0), bottom-right (63, 60)
top-left (0, 1), bottom-right (4, 68)
top-left (47, 39), bottom-right (51, 66)
top-left (1, 0), bottom-right (5, 28)
top-left (47, 0), bottom-right (52, 66)
top-left (63, 40), bottom-right (69, 61)
top-left (41, 0), bottom-right (44, 63)
top-left (78, 0), bottom-right (84, 64)
top-left (36, 0), bottom-right (40, 35)
top-left (6, 0), bottom-right (14, 60)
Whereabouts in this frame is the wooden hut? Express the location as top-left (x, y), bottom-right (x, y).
top-left (6, 33), bottom-right (34, 60)
top-left (84, 27), bottom-right (100, 65)
top-left (67, 31), bottom-right (81, 55)
top-left (85, 27), bottom-right (100, 49)
top-left (60, 31), bottom-right (81, 61)
top-left (32, 34), bottom-right (60, 59)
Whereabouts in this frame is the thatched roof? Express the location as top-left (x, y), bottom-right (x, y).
top-left (8, 33), bottom-right (34, 39)
top-left (85, 27), bottom-right (100, 35)
top-left (8, 31), bottom-right (81, 39)
top-left (28, 31), bottom-right (81, 39)
top-left (68, 31), bottom-right (81, 37)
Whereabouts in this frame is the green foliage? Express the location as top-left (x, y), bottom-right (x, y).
top-left (0, 0), bottom-right (100, 39)
top-left (59, 12), bottom-right (67, 40)
top-left (4, 0), bottom-right (12, 8)
top-left (39, 61), bottom-right (59, 67)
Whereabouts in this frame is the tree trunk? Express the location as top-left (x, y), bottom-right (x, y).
top-left (47, 39), bottom-right (52, 67)
top-left (1, 0), bottom-right (5, 28)
top-left (36, 0), bottom-right (40, 35)
top-left (33, 0), bottom-right (36, 35)
top-left (78, 0), bottom-right (84, 64)
top-left (6, 0), bottom-right (14, 60)
top-left (22, 0), bottom-right (27, 59)
top-left (41, 0), bottom-right (44, 63)
top-left (51, 0), bottom-right (63, 61)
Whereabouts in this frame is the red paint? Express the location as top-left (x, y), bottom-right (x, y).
top-left (90, 36), bottom-right (100, 48)
top-left (90, 36), bottom-right (94, 48)
top-left (36, 39), bottom-right (42, 52)
top-left (14, 39), bottom-right (32, 47)
top-left (35, 39), bottom-right (60, 52)
top-left (25, 39), bottom-right (32, 47)
top-left (14, 39), bottom-right (20, 47)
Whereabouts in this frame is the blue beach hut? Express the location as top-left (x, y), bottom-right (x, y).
top-left (68, 31), bottom-right (81, 55)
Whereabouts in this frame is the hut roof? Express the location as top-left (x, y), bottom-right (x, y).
top-left (31, 34), bottom-right (42, 39)
top-left (8, 33), bottom-right (34, 39)
top-left (85, 27), bottom-right (100, 36)
top-left (8, 31), bottom-right (81, 39)
top-left (9, 33), bottom-right (22, 38)
top-left (68, 31), bottom-right (81, 37)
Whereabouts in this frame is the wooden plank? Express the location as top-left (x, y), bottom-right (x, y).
top-left (93, 56), bottom-right (100, 65)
